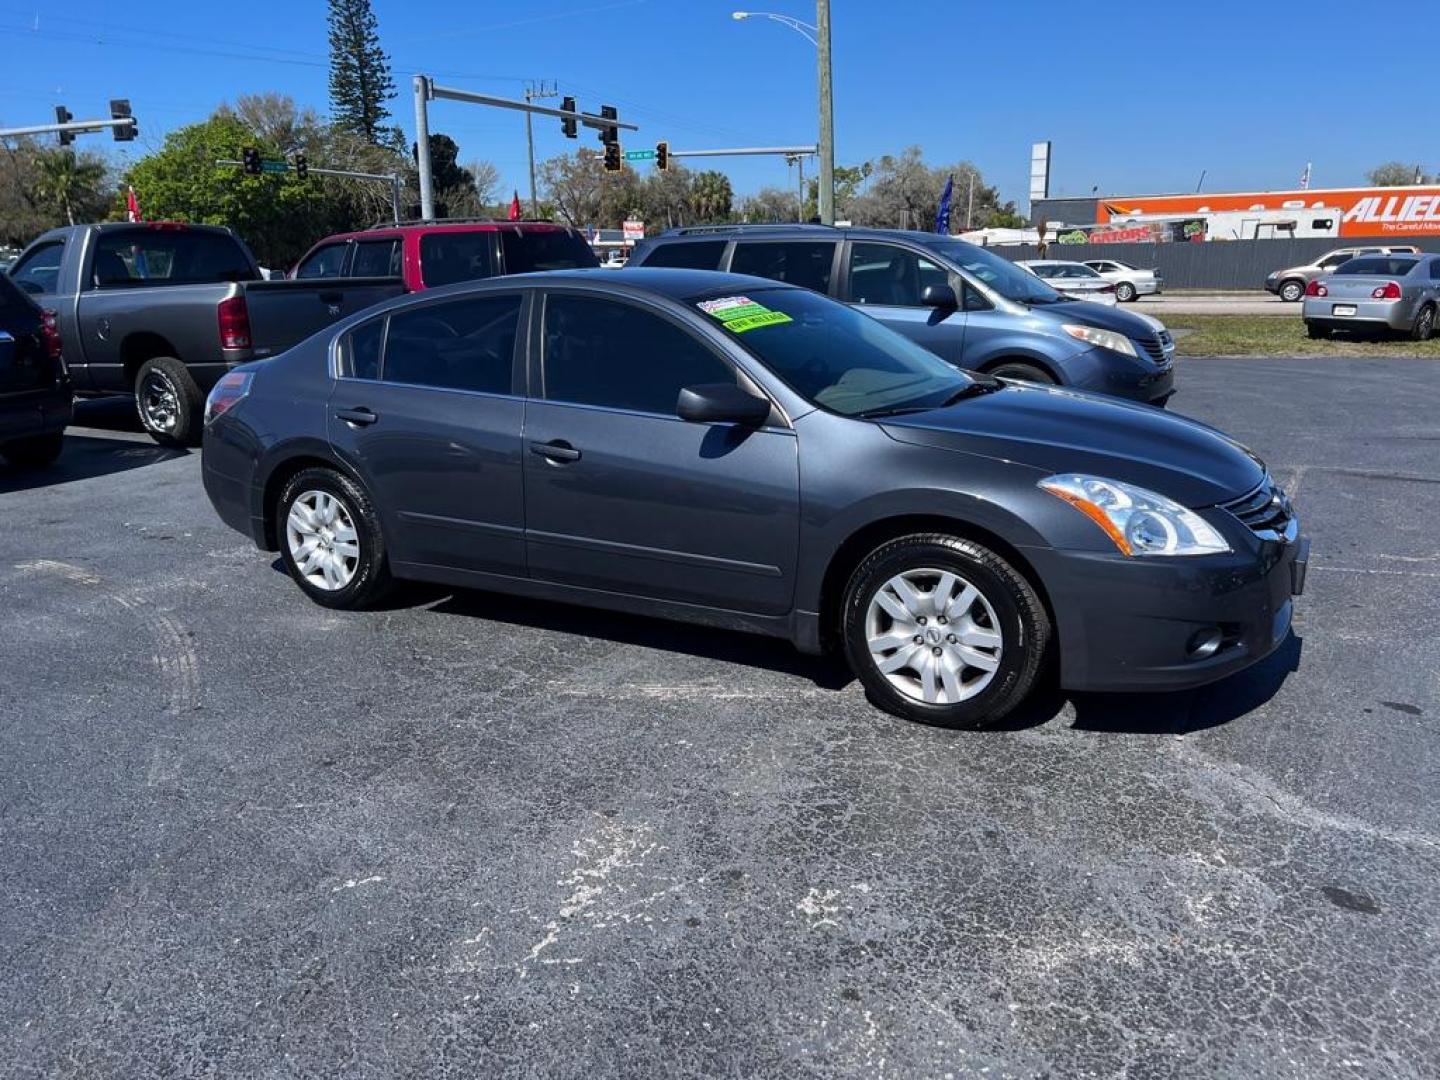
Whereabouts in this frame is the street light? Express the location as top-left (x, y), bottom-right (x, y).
top-left (732, 5), bottom-right (834, 225)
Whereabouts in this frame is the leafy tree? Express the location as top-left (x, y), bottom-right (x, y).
top-left (538, 148), bottom-right (606, 226)
top-left (847, 148), bottom-right (1018, 232)
top-left (0, 142), bottom-right (111, 240)
top-left (327, 0), bottom-right (395, 144)
top-left (1367, 161), bottom-right (1433, 186)
top-left (805, 162), bottom-right (870, 221)
top-left (688, 171), bottom-right (733, 222)
top-left (31, 149), bottom-right (109, 226)
top-left (740, 187), bottom-right (800, 223)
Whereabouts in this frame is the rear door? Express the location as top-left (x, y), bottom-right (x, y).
top-left (839, 240), bottom-right (967, 365)
top-left (521, 288), bottom-right (799, 615)
top-left (326, 292), bottom-right (529, 576)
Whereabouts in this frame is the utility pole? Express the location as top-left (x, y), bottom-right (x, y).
top-left (524, 80), bottom-right (558, 218)
top-left (816, 0), bottom-right (835, 225)
top-left (965, 172), bottom-right (975, 231)
top-left (786, 154), bottom-right (806, 222)
top-left (413, 75), bottom-right (435, 220)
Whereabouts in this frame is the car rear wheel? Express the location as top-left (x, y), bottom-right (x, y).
top-left (990, 361), bottom-right (1056, 385)
top-left (1115, 281), bottom-right (1137, 303)
top-left (842, 534), bottom-right (1050, 728)
top-left (1279, 280), bottom-right (1305, 303)
top-left (135, 357), bottom-right (202, 446)
top-left (277, 467), bottom-right (393, 609)
top-left (1305, 321), bottom-right (1330, 340)
top-left (1411, 303), bottom-right (1436, 342)
top-left (1, 433), bottom-right (64, 468)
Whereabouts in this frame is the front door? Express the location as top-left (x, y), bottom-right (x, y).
top-left (841, 241), bottom-right (968, 366)
top-left (522, 290), bottom-right (800, 616)
top-left (326, 292), bottom-right (528, 576)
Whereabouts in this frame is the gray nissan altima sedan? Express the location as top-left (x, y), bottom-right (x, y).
top-left (201, 268), bottom-right (1308, 727)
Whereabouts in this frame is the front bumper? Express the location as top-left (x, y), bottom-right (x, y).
top-left (1073, 346), bottom-right (1175, 405)
top-left (1302, 296), bottom-right (1415, 330)
top-left (1026, 522), bottom-right (1307, 693)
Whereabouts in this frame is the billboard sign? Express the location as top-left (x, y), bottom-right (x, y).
top-left (1096, 185), bottom-right (1440, 237)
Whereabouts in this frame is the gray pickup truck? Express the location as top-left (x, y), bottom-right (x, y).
top-left (8, 222), bottom-right (404, 444)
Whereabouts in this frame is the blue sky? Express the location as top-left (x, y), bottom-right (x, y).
top-left (1, 0), bottom-right (1428, 209)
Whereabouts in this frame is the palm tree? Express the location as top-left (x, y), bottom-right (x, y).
top-left (689, 171), bottom-right (733, 223)
top-left (32, 149), bottom-right (108, 226)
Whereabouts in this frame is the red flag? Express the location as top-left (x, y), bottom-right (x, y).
top-left (508, 190), bottom-right (522, 221)
top-left (126, 185), bottom-right (142, 223)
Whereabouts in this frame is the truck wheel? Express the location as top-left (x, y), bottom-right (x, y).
top-left (842, 533), bottom-right (1050, 728)
top-left (1279, 280), bottom-right (1305, 303)
top-left (1411, 304), bottom-right (1436, 342)
top-left (2, 433), bottom-right (64, 469)
top-left (1115, 282), bottom-right (1137, 303)
top-left (135, 357), bottom-right (202, 446)
top-left (990, 361), bottom-right (1056, 385)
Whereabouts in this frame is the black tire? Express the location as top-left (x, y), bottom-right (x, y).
top-left (1279, 280), bottom-right (1305, 303)
top-left (135, 356), bottom-right (203, 446)
top-left (1, 432), bottom-right (64, 468)
top-left (1411, 303), bottom-right (1436, 343)
top-left (841, 533), bottom-right (1051, 728)
top-left (990, 361), bottom-right (1056, 385)
top-left (276, 467), bottom-right (393, 610)
top-left (1115, 281), bottom-right (1137, 303)
top-left (1305, 321), bottom-right (1330, 340)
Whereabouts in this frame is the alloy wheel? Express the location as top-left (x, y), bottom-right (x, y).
top-left (865, 567), bottom-right (1004, 705)
top-left (286, 489), bottom-right (360, 591)
top-left (140, 370), bottom-right (180, 433)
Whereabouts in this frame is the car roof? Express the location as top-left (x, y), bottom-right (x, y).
top-left (649, 223), bottom-right (976, 248)
top-left (310, 220), bottom-right (583, 244)
top-left (400, 267), bottom-right (800, 305)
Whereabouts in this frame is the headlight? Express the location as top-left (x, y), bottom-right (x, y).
top-left (1061, 324), bottom-right (1137, 357)
top-left (1039, 474), bottom-right (1231, 557)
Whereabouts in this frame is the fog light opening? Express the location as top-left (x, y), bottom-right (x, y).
top-left (1187, 628), bottom-right (1224, 660)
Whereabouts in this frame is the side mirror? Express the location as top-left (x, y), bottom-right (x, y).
top-left (921, 283), bottom-right (958, 309)
top-left (676, 382), bottom-right (771, 426)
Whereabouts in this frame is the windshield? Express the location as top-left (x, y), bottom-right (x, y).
top-left (691, 287), bottom-right (971, 418)
top-left (925, 240), bottom-right (1064, 304)
top-left (1336, 256), bottom-right (1417, 276)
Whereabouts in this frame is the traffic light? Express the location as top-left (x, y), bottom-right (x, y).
top-left (55, 106), bottom-right (74, 146)
top-left (597, 104), bottom-right (618, 146)
top-left (656, 141), bottom-right (670, 171)
top-left (241, 147), bottom-right (261, 176)
top-left (294, 154), bottom-right (308, 180)
top-left (109, 99), bottom-right (135, 142)
top-left (560, 96), bottom-right (578, 139)
top-left (603, 142), bottom-right (622, 173)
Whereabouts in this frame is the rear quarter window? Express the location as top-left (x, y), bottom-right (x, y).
top-left (500, 229), bottom-right (598, 273)
top-left (639, 241), bottom-right (727, 270)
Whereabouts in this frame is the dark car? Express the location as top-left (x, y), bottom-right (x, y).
top-left (629, 225), bottom-right (1176, 405)
top-left (0, 272), bottom-right (71, 468)
top-left (201, 269), bottom-right (1307, 728)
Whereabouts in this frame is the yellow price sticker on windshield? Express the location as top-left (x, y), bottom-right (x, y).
top-left (698, 295), bottom-right (794, 333)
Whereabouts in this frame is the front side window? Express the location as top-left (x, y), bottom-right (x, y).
top-left (542, 294), bottom-right (733, 415)
top-left (296, 244), bottom-right (347, 279)
top-left (91, 229), bottom-right (255, 287)
top-left (381, 295), bottom-right (521, 394)
top-left (846, 243), bottom-right (948, 306)
top-left (350, 240), bottom-right (401, 278)
top-left (640, 241), bottom-right (727, 270)
top-left (693, 286), bottom-right (969, 418)
top-left (730, 241), bottom-right (836, 293)
top-left (420, 233), bottom-right (497, 287)
top-left (9, 242), bottom-right (64, 295)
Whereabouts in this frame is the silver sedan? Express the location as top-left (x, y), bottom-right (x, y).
top-left (1082, 259), bottom-right (1163, 302)
top-left (1302, 253), bottom-right (1440, 341)
top-left (1015, 260), bottom-right (1118, 306)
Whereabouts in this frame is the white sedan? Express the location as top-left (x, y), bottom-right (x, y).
top-left (1082, 259), bottom-right (1163, 303)
top-left (1016, 260), bottom-right (1118, 306)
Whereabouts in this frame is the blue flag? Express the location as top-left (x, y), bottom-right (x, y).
top-left (934, 173), bottom-right (954, 234)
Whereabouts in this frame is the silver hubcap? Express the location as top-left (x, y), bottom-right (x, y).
top-left (286, 490), bottom-right (360, 591)
top-left (140, 371), bottom-right (179, 432)
top-left (865, 567), bottom-right (1004, 705)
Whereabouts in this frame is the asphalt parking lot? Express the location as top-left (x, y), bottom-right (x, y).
top-left (3, 358), bottom-right (1438, 1078)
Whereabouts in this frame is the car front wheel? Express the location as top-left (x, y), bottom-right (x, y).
top-left (842, 534), bottom-right (1050, 728)
top-left (277, 467), bottom-right (393, 609)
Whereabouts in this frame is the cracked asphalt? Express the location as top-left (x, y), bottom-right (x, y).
top-left (2, 357), bottom-right (1437, 1078)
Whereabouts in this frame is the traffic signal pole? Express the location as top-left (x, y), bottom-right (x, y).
top-left (0, 117), bottom-right (136, 140)
top-left (216, 159), bottom-right (405, 224)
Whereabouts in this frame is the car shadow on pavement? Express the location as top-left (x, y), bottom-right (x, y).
top-left (0, 433), bottom-right (187, 494)
top-left (1067, 631), bottom-right (1304, 735)
top-left (71, 396), bottom-right (146, 433)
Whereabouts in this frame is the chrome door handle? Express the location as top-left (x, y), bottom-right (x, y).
top-left (530, 439), bottom-right (581, 463)
top-left (335, 407), bottom-right (378, 426)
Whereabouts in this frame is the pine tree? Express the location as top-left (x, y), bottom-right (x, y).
top-left (327, 0), bottom-right (395, 144)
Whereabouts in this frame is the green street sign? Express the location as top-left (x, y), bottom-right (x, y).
top-left (624, 149), bottom-right (656, 161)
top-left (260, 160), bottom-right (291, 174)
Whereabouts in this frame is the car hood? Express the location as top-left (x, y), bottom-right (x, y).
top-left (1027, 296), bottom-right (1162, 338)
top-left (880, 382), bottom-right (1264, 507)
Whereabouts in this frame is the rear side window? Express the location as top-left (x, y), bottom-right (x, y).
top-left (9, 242), bottom-right (64, 296)
top-left (382, 295), bottom-right (521, 394)
top-left (731, 241), bottom-right (836, 293)
top-left (542, 293), bottom-right (732, 415)
top-left (296, 244), bottom-right (347, 279)
top-left (349, 240), bottom-right (401, 278)
top-left (640, 241), bottom-right (727, 270)
top-left (500, 229), bottom-right (598, 273)
top-left (420, 233), bottom-right (497, 287)
top-left (92, 229), bottom-right (255, 287)
top-left (1431, 260), bottom-right (1440, 281)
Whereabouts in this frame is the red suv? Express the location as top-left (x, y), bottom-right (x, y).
top-left (290, 220), bottom-right (598, 291)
